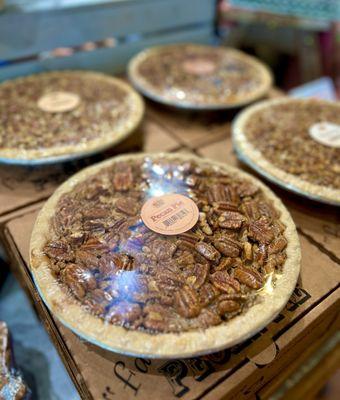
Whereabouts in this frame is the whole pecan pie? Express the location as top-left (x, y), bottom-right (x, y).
top-left (0, 71), bottom-right (144, 164)
top-left (128, 44), bottom-right (272, 109)
top-left (233, 98), bottom-right (340, 205)
top-left (30, 154), bottom-right (300, 357)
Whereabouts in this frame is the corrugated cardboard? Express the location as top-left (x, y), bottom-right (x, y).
top-left (1, 93), bottom-right (339, 399)
top-left (2, 207), bottom-right (339, 400)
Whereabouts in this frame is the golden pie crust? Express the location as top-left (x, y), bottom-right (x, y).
top-left (233, 98), bottom-right (340, 205)
top-left (128, 44), bottom-right (272, 109)
top-left (0, 71), bottom-right (144, 163)
top-left (30, 153), bottom-right (300, 358)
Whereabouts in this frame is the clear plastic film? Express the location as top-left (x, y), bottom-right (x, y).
top-left (0, 71), bottom-right (143, 165)
top-left (128, 44), bottom-right (272, 109)
top-left (232, 97), bottom-right (340, 205)
top-left (40, 154), bottom-right (291, 336)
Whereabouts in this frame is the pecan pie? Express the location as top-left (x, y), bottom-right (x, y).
top-left (30, 154), bottom-right (300, 357)
top-left (233, 98), bottom-right (340, 205)
top-left (0, 71), bottom-right (144, 164)
top-left (128, 44), bottom-right (272, 109)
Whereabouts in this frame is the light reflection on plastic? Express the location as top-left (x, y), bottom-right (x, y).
top-left (148, 185), bottom-right (165, 197)
top-left (152, 164), bottom-right (165, 175)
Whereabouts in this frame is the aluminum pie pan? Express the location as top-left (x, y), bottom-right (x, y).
top-left (128, 44), bottom-right (273, 111)
top-left (30, 152), bottom-right (301, 358)
top-left (232, 98), bottom-right (340, 207)
top-left (0, 71), bottom-right (145, 166)
top-left (0, 135), bottom-right (131, 167)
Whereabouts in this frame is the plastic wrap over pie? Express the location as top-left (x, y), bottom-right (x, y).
top-left (128, 44), bottom-right (272, 109)
top-left (30, 154), bottom-right (300, 358)
top-left (233, 98), bottom-right (340, 205)
top-left (0, 71), bottom-right (144, 164)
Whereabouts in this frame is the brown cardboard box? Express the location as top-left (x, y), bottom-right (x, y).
top-left (0, 95), bottom-right (339, 399)
top-left (2, 206), bottom-right (339, 400)
top-left (0, 119), bottom-right (180, 222)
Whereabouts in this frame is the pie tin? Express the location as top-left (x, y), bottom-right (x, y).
top-left (232, 100), bottom-right (340, 207)
top-left (128, 44), bottom-right (273, 111)
top-left (29, 153), bottom-right (301, 358)
top-left (0, 71), bottom-right (145, 166)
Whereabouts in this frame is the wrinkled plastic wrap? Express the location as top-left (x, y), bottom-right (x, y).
top-left (30, 154), bottom-right (300, 358)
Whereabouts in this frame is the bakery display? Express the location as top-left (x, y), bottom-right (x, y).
top-left (128, 44), bottom-right (272, 109)
top-left (0, 71), bottom-right (144, 165)
top-left (30, 153), bottom-right (300, 358)
top-left (233, 98), bottom-right (340, 205)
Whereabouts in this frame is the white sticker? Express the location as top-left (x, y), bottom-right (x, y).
top-left (309, 122), bottom-right (340, 148)
top-left (37, 91), bottom-right (80, 113)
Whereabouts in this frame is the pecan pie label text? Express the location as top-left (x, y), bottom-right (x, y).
top-left (141, 193), bottom-right (199, 235)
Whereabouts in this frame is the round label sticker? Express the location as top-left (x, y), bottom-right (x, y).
top-left (37, 91), bottom-right (80, 113)
top-left (182, 59), bottom-right (216, 75)
top-left (309, 122), bottom-right (340, 148)
top-left (141, 193), bottom-right (199, 235)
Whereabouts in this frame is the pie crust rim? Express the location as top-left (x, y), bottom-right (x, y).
top-left (128, 44), bottom-right (273, 110)
top-left (232, 97), bottom-right (340, 206)
top-left (0, 71), bottom-right (144, 165)
top-left (30, 152), bottom-right (301, 358)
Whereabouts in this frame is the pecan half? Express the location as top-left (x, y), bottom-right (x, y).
top-left (248, 217), bottom-right (275, 244)
top-left (195, 242), bottom-right (221, 262)
top-left (268, 236), bottom-right (287, 254)
top-left (213, 201), bottom-right (238, 213)
top-left (237, 182), bottom-right (259, 198)
top-left (149, 239), bottom-right (177, 261)
top-left (234, 267), bottom-right (263, 289)
top-left (198, 282), bottom-right (219, 307)
top-left (44, 240), bottom-right (73, 262)
top-left (82, 207), bottom-right (110, 221)
top-left (61, 264), bottom-right (96, 299)
top-left (185, 263), bottom-right (209, 289)
top-left (115, 197), bottom-right (139, 216)
top-left (174, 286), bottom-right (201, 318)
top-left (213, 237), bottom-right (241, 257)
top-left (218, 300), bottom-right (241, 315)
top-left (143, 304), bottom-right (171, 332)
top-left (210, 271), bottom-right (241, 293)
top-left (208, 184), bottom-right (227, 203)
top-left (240, 201), bottom-right (260, 221)
top-left (218, 211), bottom-right (245, 229)
top-left (81, 237), bottom-right (108, 253)
top-left (197, 309), bottom-right (221, 327)
top-left (113, 167), bottom-right (134, 191)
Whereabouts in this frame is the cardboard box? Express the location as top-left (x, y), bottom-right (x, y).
top-left (1, 95), bottom-right (339, 399)
top-left (1, 203), bottom-right (339, 400)
top-left (0, 120), bottom-right (175, 221)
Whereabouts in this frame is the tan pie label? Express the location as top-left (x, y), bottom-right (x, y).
top-left (141, 193), bottom-right (199, 235)
top-left (37, 91), bottom-right (80, 113)
top-left (182, 58), bottom-right (216, 75)
top-left (309, 122), bottom-right (340, 148)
